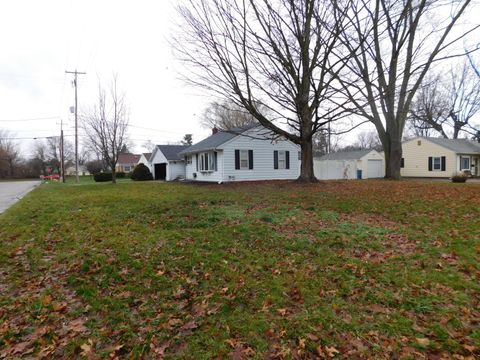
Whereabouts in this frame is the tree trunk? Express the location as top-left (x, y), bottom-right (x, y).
top-left (297, 138), bottom-right (317, 182)
top-left (111, 162), bottom-right (117, 184)
top-left (384, 136), bottom-right (402, 180)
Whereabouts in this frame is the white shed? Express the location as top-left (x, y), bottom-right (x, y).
top-left (314, 149), bottom-right (385, 180)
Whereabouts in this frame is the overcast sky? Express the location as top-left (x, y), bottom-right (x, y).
top-left (1, 1), bottom-right (478, 157)
top-left (0, 0), bottom-right (215, 155)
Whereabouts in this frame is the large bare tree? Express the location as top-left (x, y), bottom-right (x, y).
top-left (176, 0), bottom-right (349, 182)
top-left (82, 76), bottom-right (129, 183)
top-left (333, 0), bottom-right (477, 179)
top-left (200, 100), bottom-right (259, 131)
top-left (410, 62), bottom-right (480, 139)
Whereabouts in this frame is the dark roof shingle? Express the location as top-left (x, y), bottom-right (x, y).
top-left (118, 153), bottom-right (141, 165)
top-left (156, 145), bottom-right (189, 161)
top-left (424, 137), bottom-right (480, 154)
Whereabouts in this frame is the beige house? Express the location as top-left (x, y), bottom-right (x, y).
top-left (401, 137), bottom-right (480, 178)
top-left (116, 153), bottom-right (141, 173)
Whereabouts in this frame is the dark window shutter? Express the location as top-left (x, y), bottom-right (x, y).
top-left (441, 156), bottom-right (446, 171)
top-left (400, 157), bottom-right (404, 168)
top-left (196, 154), bottom-right (198, 171)
top-left (214, 152), bottom-right (218, 171)
top-left (274, 151), bottom-right (278, 169)
top-left (235, 150), bottom-right (240, 170)
top-left (285, 151), bottom-right (290, 169)
top-left (248, 150), bottom-right (253, 169)
top-left (428, 157), bottom-right (432, 171)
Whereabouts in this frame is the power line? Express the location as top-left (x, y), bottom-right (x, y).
top-left (0, 116), bottom-right (60, 122)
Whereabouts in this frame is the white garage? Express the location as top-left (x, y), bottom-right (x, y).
top-left (314, 149), bottom-right (385, 180)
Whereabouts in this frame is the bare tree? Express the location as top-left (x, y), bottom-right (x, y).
top-left (355, 130), bottom-right (382, 150)
top-left (176, 0), bottom-right (349, 182)
top-left (333, 0), bottom-right (477, 179)
top-left (409, 62), bottom-right (480, 139)
top-left (82, 76), bottom-right (129, 183)
top-left (200, 100), bottom-right (259, 130)
top-left (0, 129), bottom-right (20, 178)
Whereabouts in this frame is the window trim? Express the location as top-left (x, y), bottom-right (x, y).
top-left (239, 150), bottom-right (249, 170)
top-left (432, 156), bottom-right (441, 171)
top-left (278, 150), bottom-right (286, 169)
top-left (199, 152), bottom-right (215, 172)
top-left (460, 156), bottom-right (470, 170)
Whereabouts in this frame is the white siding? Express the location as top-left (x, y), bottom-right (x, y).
top-left (401, 138), bottom-right (456, 177)
top-left (220, 127), bottom-right (300, 181)
top-left (167, 161), bottom-right (186, 181)
top-left (185, 152), bottom-right (224, 182)
top-left (314, 160), bottom-right (357, 180)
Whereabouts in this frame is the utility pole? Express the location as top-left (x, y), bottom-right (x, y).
top-left (66, 69), bottom-right (86, 183)
top-left (60, 119), bottom-right (65, 183)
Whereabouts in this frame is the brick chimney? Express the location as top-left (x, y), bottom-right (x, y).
top-left (212, 127), bottom-right (219, 134)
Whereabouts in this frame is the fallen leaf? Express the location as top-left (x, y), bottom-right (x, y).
top-left (277, 308), bottom-right (288, 316)
top-left (416, 337), bottom-right (430, 347)
top-left (325, 346), bottom-right (340, 357)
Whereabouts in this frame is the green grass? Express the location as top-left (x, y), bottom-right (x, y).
top-left (0, 180), bottom-right (479, 358)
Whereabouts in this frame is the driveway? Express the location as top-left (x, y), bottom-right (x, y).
top-left (0, 180), bottom-right (41, 214)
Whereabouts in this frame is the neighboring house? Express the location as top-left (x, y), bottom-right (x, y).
top-left (401, 137), bottom-right (480, 178)
top-left (178, 125), bottom-right (301, 182)
top-left (150, 145), bottom-right (189, 181)
top-left (65, 164), bottom-right (90, 176)
top-left (116, 153), bottom-right (141, 173)
top-left (314, 149), bottom-right (385, 180)
top-left (137, 152), bottom-right (152, 172)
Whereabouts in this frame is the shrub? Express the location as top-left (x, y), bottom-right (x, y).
top-left (116, 171), bottom-right (126, 179)
top-left (131, 163), bottom-right (153, 181)
top-left (451, 172), bottom-right (468, 183)
top-left (94, 172), bottom-right (113, 182)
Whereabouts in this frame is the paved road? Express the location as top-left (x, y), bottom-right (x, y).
top-left (0, 180), bottom-right (41, 214)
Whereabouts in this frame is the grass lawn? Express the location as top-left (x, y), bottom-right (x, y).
top-left (0, 180), bottom-right (479, 359)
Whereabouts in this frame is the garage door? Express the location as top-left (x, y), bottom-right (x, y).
top-left (367, 159), bottom-right (384, 178)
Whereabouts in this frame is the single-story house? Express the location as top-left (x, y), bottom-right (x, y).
top-left (401, 137), bottom-right (480, 177)
top-left (116, 153), bottom-right (141, 173)
top-left (65, 164), bottom-right (90, 176)
top-left (150, 145), bottom-right (189, 181)
top-left (178, 125), bottom-right (301, 182)
top-left (137, 152), bottom-right (152, 172)
top-left (314, 149), bottom-right (385, 180)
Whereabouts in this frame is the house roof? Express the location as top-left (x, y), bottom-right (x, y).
top-left (156, 145), bottom-right (189, 161)
top-left (118, 153), bottom-right (141, 165)
top-left (316, 149), bottom-right (374, 161)
top-left (179, 125), bottom-right (258, 155)
top-left (141, 153), bottom-right (152, 162)
top-left (423, 137), bottom-right (480, 154)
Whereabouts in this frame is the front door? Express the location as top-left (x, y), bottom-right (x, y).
top-left (154, 163), bottom-right (167, 180)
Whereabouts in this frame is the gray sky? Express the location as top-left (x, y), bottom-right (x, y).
top-left (0, 0), bottom-right (212, 155)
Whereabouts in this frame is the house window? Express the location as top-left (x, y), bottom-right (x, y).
top-left (124, 165), bottom-right (131, 172)
top-left (278, 151), bottom-right (286, 169)
top-left (186, 156), bottom-right (192, 164)
top-left (400, 158), bottom-right (405, 168)
top-left (240, 150), bottom-right (249, 169)
top-left (199, 152), bottom-right (215, 172)
top-left (461, 156), bottom-right (470, 170)
top-left (298, 151), bottom-right (301, 160)
top-left (433, 157), bottom-right (441, 171)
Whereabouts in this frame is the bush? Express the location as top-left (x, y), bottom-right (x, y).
top-left (94, 172), bottom-right (113, 182)
top-left (131, 163), bottom-right (153, 181)
top-left (451, 172), bottom-right (468, 183)
top-left (116, 171), bottom-right (126, 179)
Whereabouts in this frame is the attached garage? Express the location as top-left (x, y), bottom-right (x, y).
top-left (149, 145), bottom-right (189, 181)
top-left (314, 149), bottom-right (385, 180)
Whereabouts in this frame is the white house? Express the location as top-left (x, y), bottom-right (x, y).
top-left (150, 145), bottom-right (189, 181)
top-left (314, 149), bottom-right (385, 180)
top-left (401, 137), bottom-right (480, 177)
top-left (178, 125), bottom-right (301, 182)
